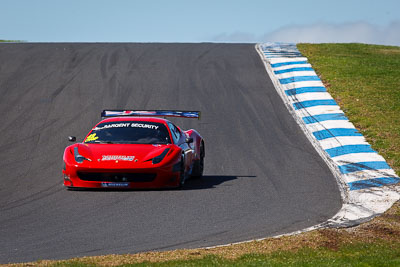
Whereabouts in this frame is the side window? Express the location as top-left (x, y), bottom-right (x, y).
top-left (174, 125), bottom-right (182, 139)
top-left (167, 122), bottom-right (181, 144)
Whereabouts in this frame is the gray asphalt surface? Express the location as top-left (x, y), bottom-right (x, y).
top-left (0, 43), bottom-right (342, 264)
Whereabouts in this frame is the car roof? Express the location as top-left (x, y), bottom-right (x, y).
top-left (98, 116), bottom-right (171, 125)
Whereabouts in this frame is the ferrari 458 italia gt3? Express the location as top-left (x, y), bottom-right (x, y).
top-left (63, 110), bottom-right (204, 189)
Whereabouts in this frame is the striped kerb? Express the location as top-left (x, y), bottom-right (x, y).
top-left (293, 99), bottom-right (337, 110)
top-left (260, 43), bottom-right (399, 192)
top-left (313, 128), bottom-right (362, 140)
top-left (338, 161), bottom-right (391, 174)
top-left (302, 113), bottom-right (347, 124)
top-left (279, 76), bottom-right (320, 84)
top-left (274, 67), bottom-right (314, 74)
top-left (270, 61), bottom-right (308, 68)
top-left (325, 144), bottom-right (376, 158)
top-left (348, 177), bottom-right (400, 190)
top-left (285, 86), bottom-right (326, 96)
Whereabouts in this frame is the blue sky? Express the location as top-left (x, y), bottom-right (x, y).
top-left (1, 0), bottom-right (399, 45)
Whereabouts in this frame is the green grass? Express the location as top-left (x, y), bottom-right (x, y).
top-left (0, 39), bottom-right (23, 42)
top-left (297, 43), bottom-right (400, 175)
top-left (43, 242), bottom-right (400, 266)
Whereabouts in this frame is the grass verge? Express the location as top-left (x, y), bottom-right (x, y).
top-left (4, 43), bottom-right (400, 266)
top-left (0, 39), bottom-right (24, 42)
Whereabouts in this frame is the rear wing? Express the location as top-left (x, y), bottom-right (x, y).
top-left (101, 110), bottom-right (201, 120)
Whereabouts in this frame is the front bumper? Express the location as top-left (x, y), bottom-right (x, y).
top-left (63, 164), bottom-right (181, 189)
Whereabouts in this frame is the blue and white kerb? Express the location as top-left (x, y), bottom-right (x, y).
top-left (258, 43), bottom-right (399, 192)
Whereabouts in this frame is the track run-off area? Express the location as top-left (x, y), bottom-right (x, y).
top-left (0, 43), bottom-right (341, 264)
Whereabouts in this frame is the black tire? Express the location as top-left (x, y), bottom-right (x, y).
top-left (178, 156), bottom-right (186, 188)
top-left (191, 142), bottom-right (204, 178)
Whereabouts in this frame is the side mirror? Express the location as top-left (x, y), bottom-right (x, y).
top-left (68, 136), bottom-right (76, 142)
top-left (185, 137), bottom-right (194, 144)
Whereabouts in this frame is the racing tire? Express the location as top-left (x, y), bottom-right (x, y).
top-left (178, 156), bottom-right (186, 188)
top-left (191, 142), bottom-right (204, 178)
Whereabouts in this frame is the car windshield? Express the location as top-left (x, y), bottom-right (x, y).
top-left (84, 121), bottom-right (171, 144)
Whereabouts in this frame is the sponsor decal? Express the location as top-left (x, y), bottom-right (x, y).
top-left (94, 123), bottom-right (131, 130)
top-left (101, 182), bottom-right (130, 188)
top-left (130, 123), bottom-right (159, 130)
top-left (101, 155), bottom-right (135, 161)
top-left (85, 133), bottom-right (98, 142)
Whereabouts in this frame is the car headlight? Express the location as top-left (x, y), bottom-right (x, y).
top-left (74, 147), bottom-right (92, 163)
top-left (152, 148), bottom-right (170, 164)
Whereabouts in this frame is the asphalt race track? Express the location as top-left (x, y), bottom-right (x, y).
top-left (0, 43), bottom-right (342, 264)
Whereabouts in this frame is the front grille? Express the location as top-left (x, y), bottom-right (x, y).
top-left (77, 172), bottom-right (157, 182)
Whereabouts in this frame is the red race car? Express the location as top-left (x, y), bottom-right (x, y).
top-left (63, 110), bottom-right (205, 189)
